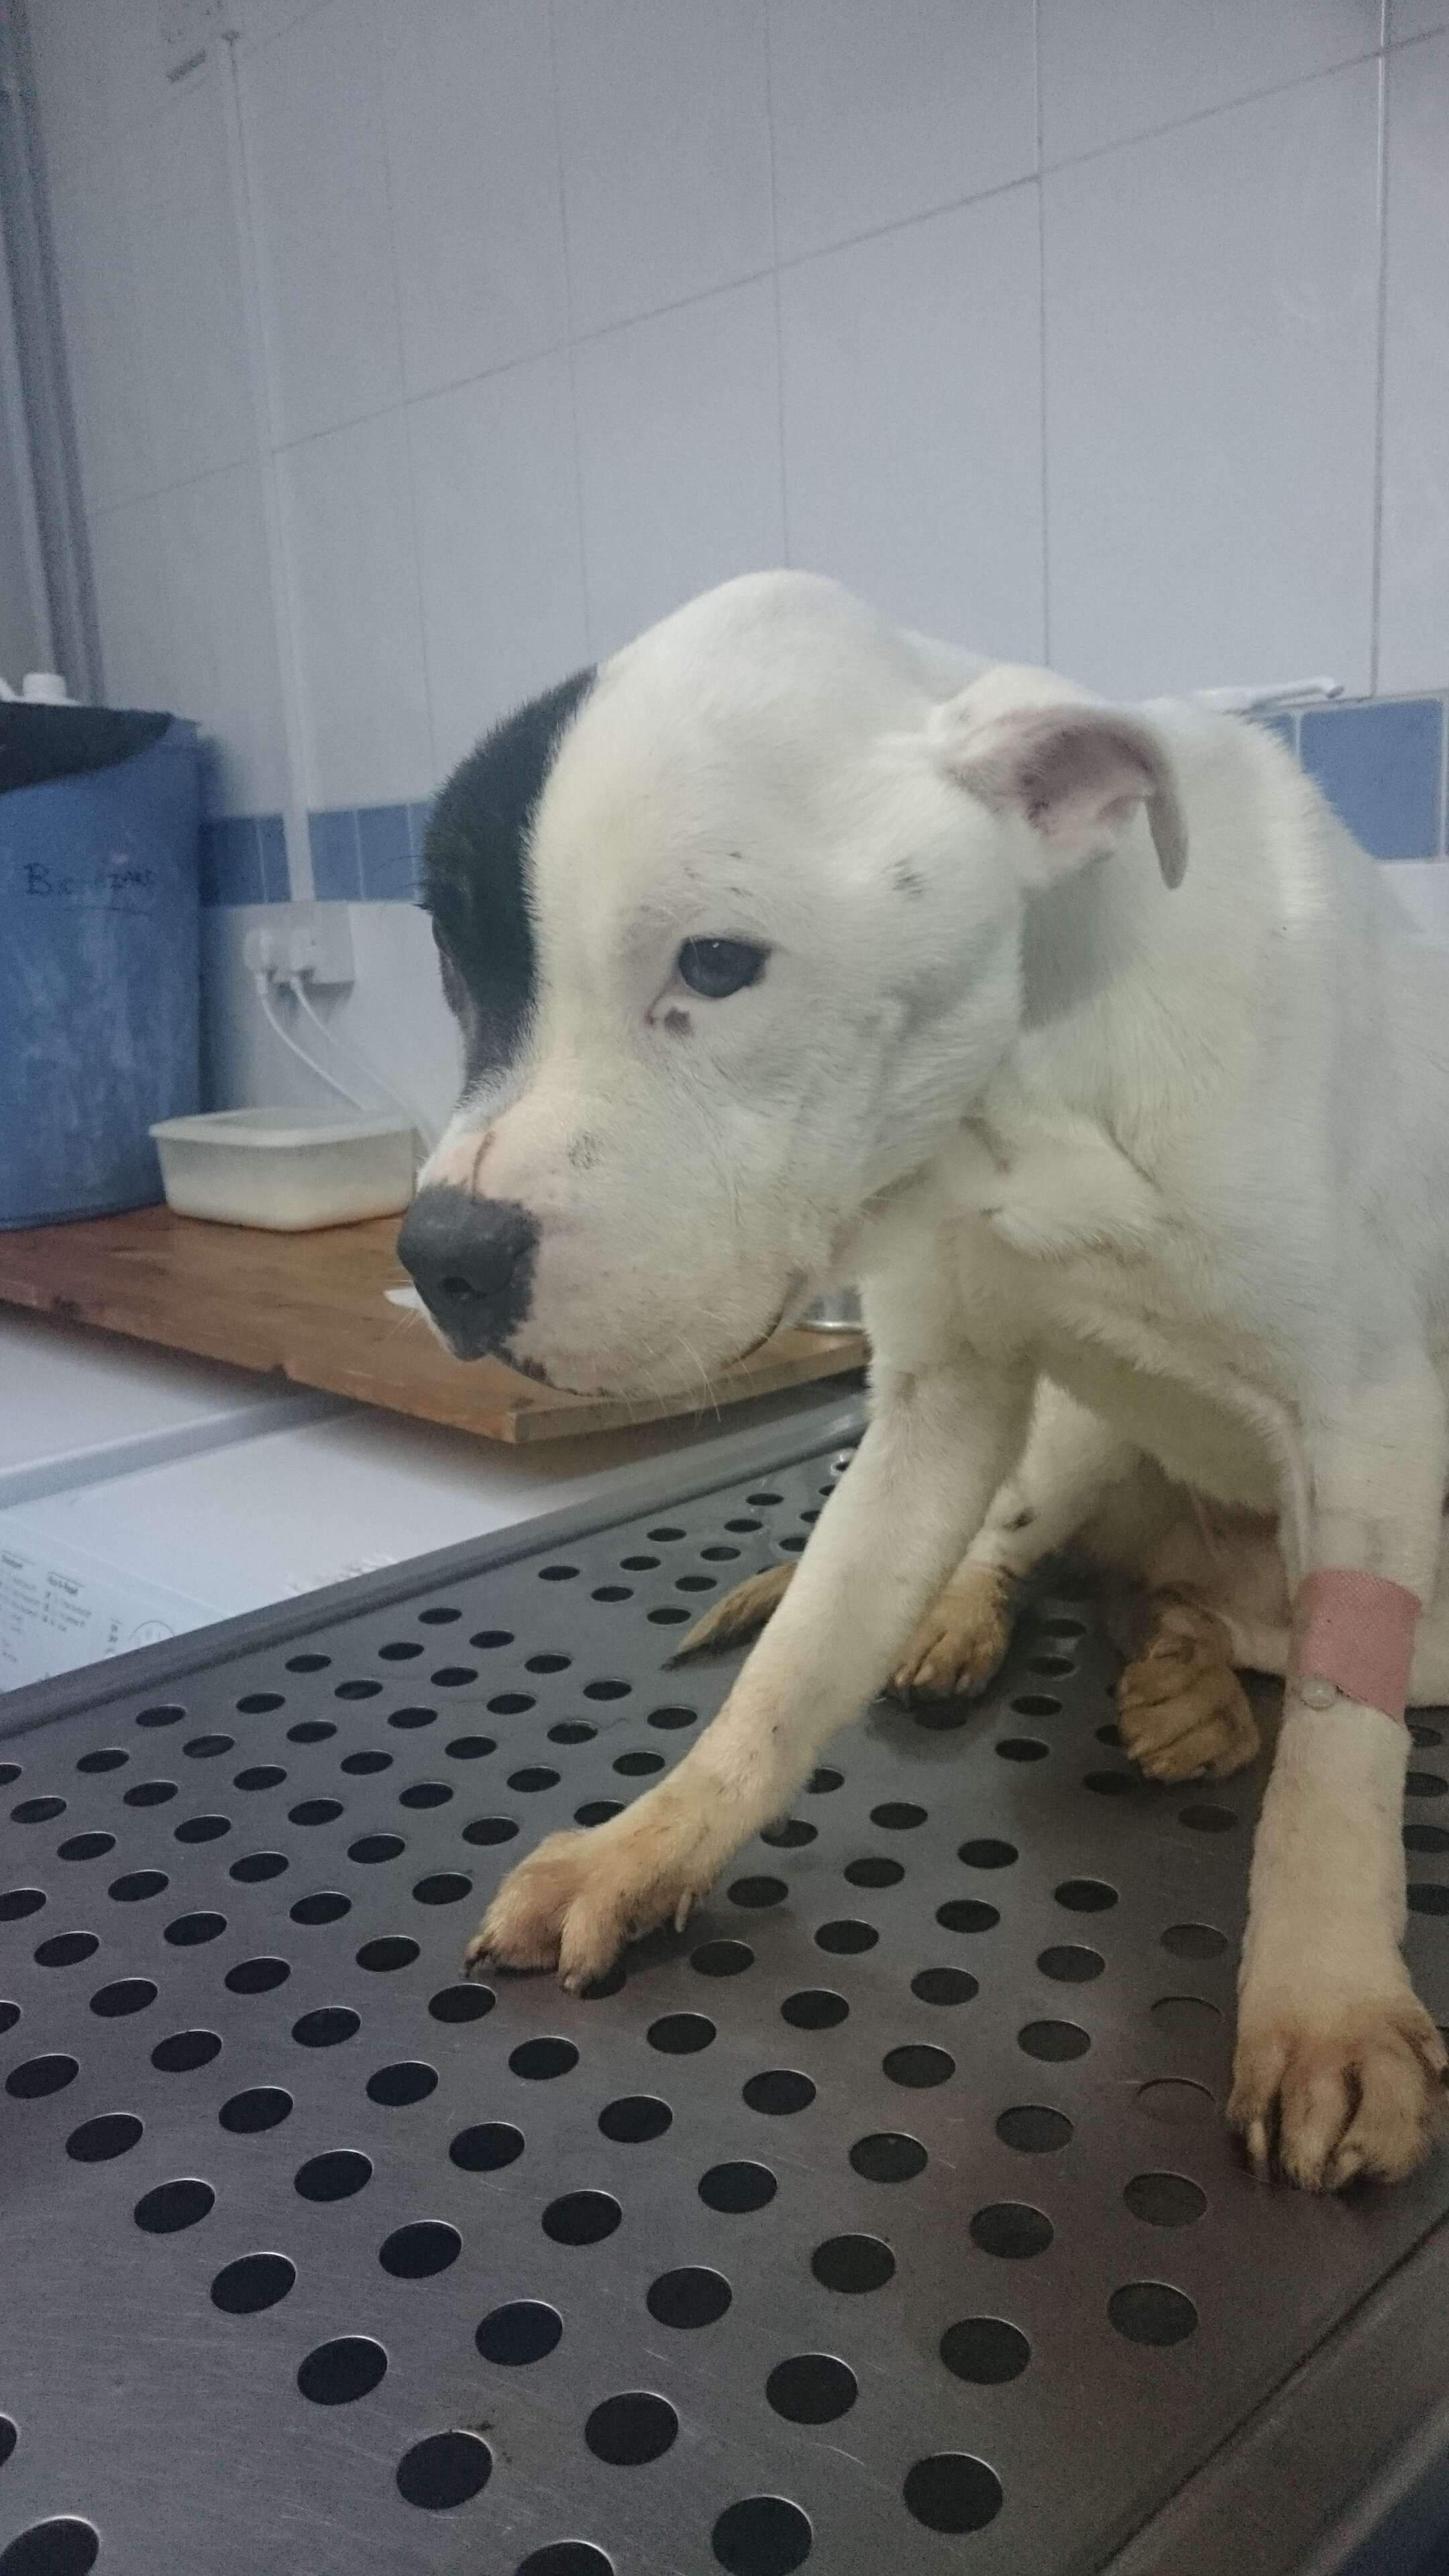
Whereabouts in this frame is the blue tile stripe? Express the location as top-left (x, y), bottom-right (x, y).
top-left (357, 802), bottom-right (415, 900)
top-left (258, 814), bottom-right (288, 903)
top-left (1250, 695), bottom-right (1448, 859)
top-left (199, 801), bottom-right (433, 905)
top-left (304, 800), bottom-right (433, 902)
top-left (307, 806), bottom-right (361, 902)
top-left (198, 705), bottom-right (1449, 905)
top-left (1298, 698), bottom-right (1445, 861)
top-left (199, 813), bottom-right (288, 907)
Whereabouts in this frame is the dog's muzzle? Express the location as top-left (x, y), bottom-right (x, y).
top-left (396, 1185), bottom-right (539, 1360)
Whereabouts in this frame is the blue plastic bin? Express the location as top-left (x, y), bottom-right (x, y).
top-left (0, 718), bottom-right (201, 1227)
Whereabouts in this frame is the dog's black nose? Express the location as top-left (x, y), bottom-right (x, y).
top-left (396, 1187), bottom-right (539, 1358)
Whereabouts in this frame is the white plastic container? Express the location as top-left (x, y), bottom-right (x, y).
top-left (150, 1108), bottom-right (416, 1231)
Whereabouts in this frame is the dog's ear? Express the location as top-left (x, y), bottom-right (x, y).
top-left (928, 692), bottom-right (1187, 889)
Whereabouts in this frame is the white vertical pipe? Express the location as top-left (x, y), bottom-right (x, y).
top-left (215, 28), bottom-right (313, 898)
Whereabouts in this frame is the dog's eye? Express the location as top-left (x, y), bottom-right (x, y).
top-left (676, 937), bottom-right (767, 1000)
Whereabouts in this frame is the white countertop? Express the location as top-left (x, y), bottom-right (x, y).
top-left (0, 1306), bottom-right (857, 1690)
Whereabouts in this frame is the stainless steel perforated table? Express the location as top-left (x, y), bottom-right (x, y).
top-left (4, 1399), bottom-right (1449, 2576)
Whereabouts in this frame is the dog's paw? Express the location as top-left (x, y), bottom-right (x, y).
top-left (669, 1562), bottom-right (795, 1662)
top-left (887, 1566), bottom-right (1016, 1704)
top-left (1230, 1988), bottom-right (1446, 2190)
top-left (464, 1794), bottom-right (714, 1992)
top-left (1117, 1596), bottom-right (1259, 1780)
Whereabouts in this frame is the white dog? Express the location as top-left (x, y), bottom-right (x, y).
top-left (399, 571), bottom-right (1449, 2194)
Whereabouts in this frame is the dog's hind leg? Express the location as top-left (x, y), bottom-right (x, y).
top-left (669, 1560), bottom-right (796, 1661)
top-left (1110, 1493), bottom-right (1449, 1786)
top-left (888, 1380), bottom-right (1144, 1703)
top-left (1198, 1520), bottom-right (1449, 1711)
top-left (1106, 1508), bottom-right (1283, 1782)
top-left (669, 1559), bottom-right (796, 1661)
top-left (1113, 1589), bottom-right (1262, 1781)
top-left (674, 1379), bottom-right (1143, 1689)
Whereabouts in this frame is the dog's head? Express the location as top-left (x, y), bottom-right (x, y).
top-left (400, 572), bottom-right (1185, 1396)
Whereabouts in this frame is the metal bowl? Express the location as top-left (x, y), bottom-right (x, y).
top-left (800, 1289), bottom-right (862, 1334)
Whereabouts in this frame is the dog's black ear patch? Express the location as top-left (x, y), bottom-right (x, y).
top-left (421, 667), bottom-right (595, 1080)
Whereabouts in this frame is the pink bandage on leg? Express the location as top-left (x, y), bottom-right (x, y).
top-left (1291, 1567), bottom-right (1421, 1725)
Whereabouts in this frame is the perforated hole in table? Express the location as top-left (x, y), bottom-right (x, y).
top-left (5, 1411), bottom-right (1449, 2576)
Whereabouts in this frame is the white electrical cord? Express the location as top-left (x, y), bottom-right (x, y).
top-left (254, 972), bottom-right (439, 1152)
top-left (254, 975), bottom-right (370, 1114)
top-left (290, 981), bottom-right (438, 1148)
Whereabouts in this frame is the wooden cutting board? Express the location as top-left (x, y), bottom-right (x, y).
top-left (0, 1205), bottom-right (865, 1444)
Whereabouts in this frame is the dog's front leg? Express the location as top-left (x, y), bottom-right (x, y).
top-left (468, 1354), bottom-right (1031, 1989)
top-left (1232, 1366), bottom-right (1449, 2189)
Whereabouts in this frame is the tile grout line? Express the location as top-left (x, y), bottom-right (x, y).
top-left (66, 8), bottom-right (1430, 193)
top-left (1040, 41), bottom-right (1388, 180)
top-left (66, 40), bottom-right (1392, 379)
top-left (85, 51), bottom-right (1393, 523)
top-left (123, 180), bottom-right (1049, 497)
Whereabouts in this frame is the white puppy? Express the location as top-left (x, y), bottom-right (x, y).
top-left (400, 571), bottom-right (1449, 2193)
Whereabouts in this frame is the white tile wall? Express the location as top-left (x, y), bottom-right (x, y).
top-left (409, 351), bottom-right (588, 776)
top-left (122, 82), bottom-right (252, 494)
top-left (780, 187), bottom-right (1044, 657)
top-left (767, 0), bottom-right (1036, 263)
top-left (575, 278), bottom-right (786, 659)
top-left (48, 154), bottom-right (157, 514)
top-left (1045, 64), bottom-right (1382, 696)
top-left (102, 0), bottom-right (185, 139)
top-left (553, 0), bottom-right (775, 335)
top-left (88, 496), bottom-right (176, 711)
top-left (1038, 0), bottom-right (1381, 166)
top-left (381, 0), bottom-right (570, 400)
top-left (277, 410), bottom-right (433, 806)
top-left (25, 0), bottom-right (1449, 842)
top-left (227, 0), bottom-right (336, 52)
top-left (158, 465), bottom-right (290, 816)
top-left (1393, 1), bottom-right (1449, 37)
top-left (1379, 34), bottom-right (1449, 691)
top-left (27, 0), bottom-right (113, 187)
top-left (29, 0), bottom-right (197, 184)
top-left (243, 0), bottom-right (403, 445)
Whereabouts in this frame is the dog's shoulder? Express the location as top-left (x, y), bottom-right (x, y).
top-left (954, 1112), bottom-right (1166, 1263)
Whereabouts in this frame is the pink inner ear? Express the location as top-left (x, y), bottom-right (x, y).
top-left (1097, 791), bottom-right (1140, 836)
top-left (1030, 782), bottom-right (1140, 873)
top-left (946, 705), bottom-right (1186, 887)
top-left (1015, 723), bottom-right (1155, 824)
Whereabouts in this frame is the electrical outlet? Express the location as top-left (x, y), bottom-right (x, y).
top-left (242, 907), bottom-right (356, 990)
top-left (286, 904), bottom-right (356, 989)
